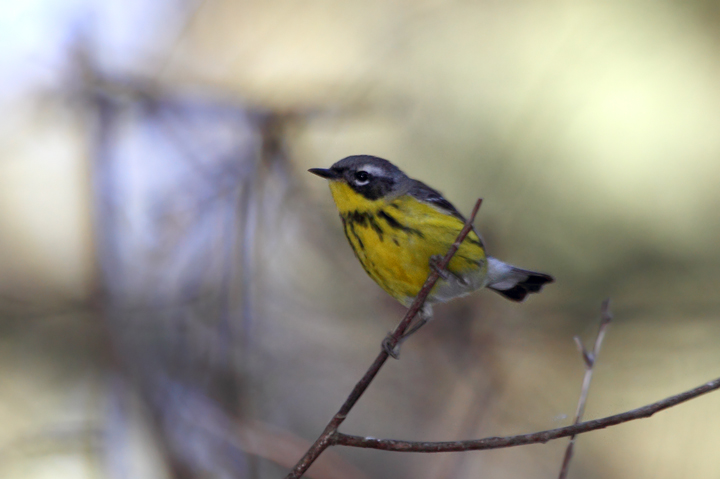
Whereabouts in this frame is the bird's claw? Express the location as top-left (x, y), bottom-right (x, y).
top-left (382, 334), bottom-right (401, 359)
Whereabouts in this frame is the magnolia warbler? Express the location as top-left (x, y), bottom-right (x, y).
top-left (310, 155), bottom-right (553, 356)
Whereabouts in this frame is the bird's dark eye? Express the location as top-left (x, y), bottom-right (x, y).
top-left (355, 171), bottom-right (369, 182)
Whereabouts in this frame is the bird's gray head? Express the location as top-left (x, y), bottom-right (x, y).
top-left (309, 155), bottom-right (409, 200)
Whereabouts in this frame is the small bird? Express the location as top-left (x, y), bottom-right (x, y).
top-left (310, 155), bottom-right (553, 356)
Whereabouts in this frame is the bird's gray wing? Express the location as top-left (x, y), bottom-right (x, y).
top-left (407, 180), bottom-right (466, 222)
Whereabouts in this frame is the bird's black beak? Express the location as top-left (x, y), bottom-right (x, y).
top-left (308, 168), bottom-right (340, 180)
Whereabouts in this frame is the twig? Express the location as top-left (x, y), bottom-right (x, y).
top-left (558, 299), bottom-right (613, 479)
top-left (330, 374), bottom-right (720, 451)
top-left (285, 198), bottom-right (483, 479)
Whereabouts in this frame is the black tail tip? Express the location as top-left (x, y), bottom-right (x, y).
top-left (491, 273), bottom-right (554, 302)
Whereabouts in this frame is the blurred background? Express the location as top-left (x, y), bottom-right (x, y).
top-left (2, 0), bottom-right (720, 478)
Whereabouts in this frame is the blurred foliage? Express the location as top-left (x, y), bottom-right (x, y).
top-left (1, 0), bottom-right (720, 478)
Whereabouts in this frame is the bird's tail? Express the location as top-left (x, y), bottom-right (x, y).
top-left (486, 257), bottom-right (554, 302)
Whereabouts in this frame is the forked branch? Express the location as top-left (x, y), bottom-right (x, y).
top-left (558, 299), bottom-right (613, 478)
top-left (285, 198), bottom-right (720, 478)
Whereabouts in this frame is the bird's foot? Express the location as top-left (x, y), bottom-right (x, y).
top-left (429, 255), bottom-right (449, 280)
top-left (382, 334), bottom-right (401, 359)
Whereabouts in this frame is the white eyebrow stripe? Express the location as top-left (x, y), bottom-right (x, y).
top-left (359, 165), bottom-right (387, 177)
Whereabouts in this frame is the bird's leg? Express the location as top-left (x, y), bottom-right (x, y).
top-left (429, 254), bottom-right (449, 280)
top-left (430, 254), bottom-right (468, 285)
top-left (383, 252), bottom-right (449, 359)
top-left (382, 304), bottom-right (433, 359)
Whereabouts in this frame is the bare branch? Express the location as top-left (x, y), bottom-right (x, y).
top-left (558, 298), bottom-right (612, 479)
top-left (330, 375), bottom-right (720, 452)
top-left (285, 198), bottom-right (483, 479)
top-left (285, 211), bottom-right (720, 476)
top-left (573, 336), bottom-right (593, 368)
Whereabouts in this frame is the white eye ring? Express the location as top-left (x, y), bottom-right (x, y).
top-left (354, 171), bottom-right (370, 185)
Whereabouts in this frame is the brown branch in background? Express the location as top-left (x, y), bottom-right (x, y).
top-left (330, 374), bottom-right (720, 451)
top-left (285, 198), bottom-right (484, 479)
top-left (558, 299), bottom-right (613, 479)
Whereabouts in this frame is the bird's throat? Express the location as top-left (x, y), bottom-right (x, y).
top-left (328, 181), bottom-right (384, 215)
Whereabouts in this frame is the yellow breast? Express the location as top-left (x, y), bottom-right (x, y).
top-left (328, 181), bottom-right (487, 305)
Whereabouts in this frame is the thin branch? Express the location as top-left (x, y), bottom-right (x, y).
top-left (285, 198), bottom-right (483, 479)
top-left (331, 375), bottom-right (720, 451)
top-left (558, 298), bottom-right (613, 479)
